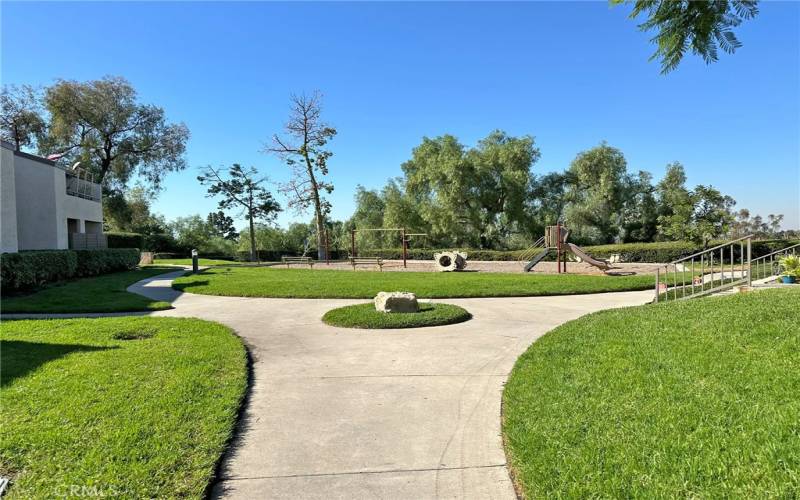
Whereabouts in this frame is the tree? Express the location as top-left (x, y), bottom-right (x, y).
top-left (103, 186), bottom-right (168, 235)
top-left (170, 215), bottom-right (237, 256)
top-left (1, 84), bottom-right (46, 151)
top-left (526, 172), bottom-right (569, 239)
top-left (615, 0), bottom-right (759, 73)
top-left (563, 142), bottom-right (630, 244)
top-left (43, 76), bottom-right (189, 190)
top-left (207, 211), bottom-right (239, 240)
top-left (655, 162), bottom-right (693, 240)
top-left (620, 171), bottom-right (658, 242)
top-left (657, 184), bottom-right (735, 246)
top-left (402, 131), bottom-right (539, 248)
top-left (198, 164), bottom-right (281, 262)
top-left (266, 92), bottom-right (337, 260)
top-left (349, 186), bottom-right (388, 249)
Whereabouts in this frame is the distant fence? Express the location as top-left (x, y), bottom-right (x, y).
top-left (69, 232), bottom-right (108, 250)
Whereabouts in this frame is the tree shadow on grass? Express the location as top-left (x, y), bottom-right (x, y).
top-left (0, 340), bottom-right (115, 387)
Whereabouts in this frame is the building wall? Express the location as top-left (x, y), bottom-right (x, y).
top-left (13, 154), bottom-right (61, 250)
top-left (1, 142), bottom-right (104, 252)
top-left (1, 146), bottom-right (19, 252)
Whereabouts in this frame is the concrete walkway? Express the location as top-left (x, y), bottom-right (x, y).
top-left (122, 270), bottom-right (650, 499)
top-left (6, 270), bottom-right (652, 498)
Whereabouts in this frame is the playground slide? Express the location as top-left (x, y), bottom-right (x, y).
top-left (567, 243), bottom-right (615, 271)
top-left (524, 248), bottom-right (551, 272)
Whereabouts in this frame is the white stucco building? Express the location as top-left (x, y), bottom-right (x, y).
top-left (1, 140), bottom-right (104, 253)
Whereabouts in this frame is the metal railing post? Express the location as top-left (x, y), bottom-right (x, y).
top-left (655, 267), bottom-right (660, 303)
top-left (747, 238), bottom-right (752, 287)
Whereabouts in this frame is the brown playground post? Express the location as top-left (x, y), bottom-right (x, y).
top-left (401, 227), bottom-right (407, 268)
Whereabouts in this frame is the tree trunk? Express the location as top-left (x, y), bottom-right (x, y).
top-left (314, 207), bottom-right (326, 261)
top-left (248, 216), bottom-right (257, 262)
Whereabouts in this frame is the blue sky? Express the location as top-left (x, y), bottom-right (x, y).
top-left (3, 1), bottom-right (799, 229)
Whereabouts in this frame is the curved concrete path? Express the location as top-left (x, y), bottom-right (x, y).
top-left (122, 270), bottom-right (650, 499)
top-left (6, 270), bottom-right (652, 498)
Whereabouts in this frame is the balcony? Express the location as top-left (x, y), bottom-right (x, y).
top-left (66, 172), bottom-right (101, 202)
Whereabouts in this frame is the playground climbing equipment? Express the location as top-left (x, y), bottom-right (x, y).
top-left (522, 225), bottom-right (618, 273)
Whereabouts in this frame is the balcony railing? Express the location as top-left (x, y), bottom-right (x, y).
top-left (66, 172), bottom-right (101, 201)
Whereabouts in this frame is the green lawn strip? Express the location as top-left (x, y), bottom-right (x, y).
top-left (153, 258), bottom-right (241, 266)
top-left (322, 302), bottom-right (471, 329)
top-left (173, 267), bottom-right (664, 299)
top-left (1, 267), bottom-right (175, 314)
top-left (503, 288), bottom-right (800, 498)
top-left (0, 317), bottom-right (247, 498)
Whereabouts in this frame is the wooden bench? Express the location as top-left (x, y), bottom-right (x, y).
top-left (282, 256), bottom-right (314, 268)
top-left (349, 257), bottom-right (384, 271)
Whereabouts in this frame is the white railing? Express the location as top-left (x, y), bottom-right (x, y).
top-left (655, 236), bottom-right (752, 302)
top-left (65, 172), bottom-right (101, 202)
top-left (749, 243), bottom-right (800, 283)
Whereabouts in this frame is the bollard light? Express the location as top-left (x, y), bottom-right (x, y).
top-left (191, 249), bottom-right (199, 274)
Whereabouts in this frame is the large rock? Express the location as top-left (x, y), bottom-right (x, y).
top-left (374, 291), bottom-right (419, 313)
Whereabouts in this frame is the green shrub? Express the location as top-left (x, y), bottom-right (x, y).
top-left (107, 232), bottom-right (145, 249)
top-left (75, 248), bottom-right (140, 276)
top-left (1, 250), bottom-right (78, 291)
top-left (143, 233), bottom-right (180, 253)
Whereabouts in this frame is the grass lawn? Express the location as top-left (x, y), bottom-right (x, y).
top-left (0, 317), bottom-right (247, 498)
top-left (1, 267), bottom-right (175, 314)
top-left (173, 267), bottom-right (662, 299)
top-left (153, 258), bottom-right (241, 266)
top-left (322, 302), bottom-right (471, 329)
top-left (503, 288), bottom-right (800, 498)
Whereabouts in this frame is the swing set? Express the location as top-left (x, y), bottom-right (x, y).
top-left (349, 228), bottom-right (428, 268)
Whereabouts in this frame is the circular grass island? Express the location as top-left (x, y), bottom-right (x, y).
top-left (322, 302), bottom-right (471, 329)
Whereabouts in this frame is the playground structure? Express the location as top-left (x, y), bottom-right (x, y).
top-left (350, 228), bottom-right (427, 269)
top-left (521, 224), bottom-right (616, 273)
top-left (434, 251), bottom-right (468, 272)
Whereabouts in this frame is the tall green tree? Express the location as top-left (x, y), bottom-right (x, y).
top-left (198, 164), bottom-right (281, 262)
top-left (654, 162), bottom-right (693, 240)
top-left (267, 91), bottom-right (337, 260)
top-left (349, 186), bottom-right (388, 249)
top-left (526, 172), bottom-right (569, 240)
top-left (614, 0), bottom-right (759, 73)
top-left (103, 186), bottom-right (168, 235)
top-left (207, 211), bottom-right (239, 241)
top-left (402, 131), bottom-right (539, 248)
top-left (43, 76), bottom-right (189, 190)
top-left (563, 142), bottom-right (630, 244)
top-left (620, 171), bottom-right (659, 242)
top-left (1, 84), bottom-right (46, 152)
top-left (657, 184), bottom-right (735, 246)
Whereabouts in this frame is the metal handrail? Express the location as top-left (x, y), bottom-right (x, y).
top-left (655, 235), bottom-right (752, 303)
top-left (750, 242), bottom-right (800, 263)
top-left (748, 242), bottom-right (799, 283)
top-left (669, 235), bottom-right (753, 265)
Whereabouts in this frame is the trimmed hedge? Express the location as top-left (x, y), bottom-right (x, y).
top-left (107, 232), bottom-right (180, 253)
top-left (107, 232), bottom-right (144, 249)
top-left (1, 251), bottom-right (79, 291)
top-left (1, 248), bottom-right (140, 292)
top-left (75, 248), bottom-right (140, 276)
